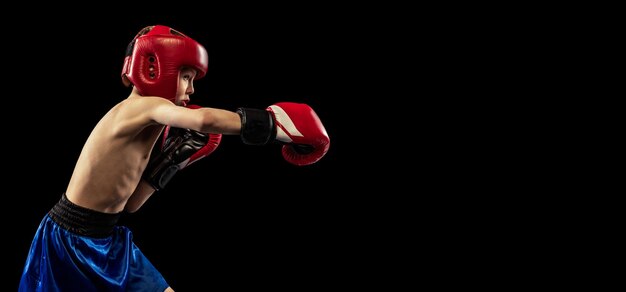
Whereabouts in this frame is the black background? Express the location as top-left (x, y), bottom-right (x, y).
top-left (7, 9), bottom-right (390, 290)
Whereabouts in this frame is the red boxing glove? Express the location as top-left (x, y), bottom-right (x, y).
top-left (237, 102), bottom-right (330, 166)
top-left (268, 102), bottom-right (330, 166)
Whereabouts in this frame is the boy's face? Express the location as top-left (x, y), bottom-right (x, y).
top-left (175, 67), bottom-right (198, 106)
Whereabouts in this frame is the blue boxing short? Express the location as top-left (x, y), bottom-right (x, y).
top-left (18, 194), bottom-right (169, 292)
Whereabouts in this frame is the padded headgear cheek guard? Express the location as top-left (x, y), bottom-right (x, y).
top-left (121, 25), bottom-right (208, 102)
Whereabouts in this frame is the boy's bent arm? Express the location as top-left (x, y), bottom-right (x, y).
top-left (125, 180), bottom-right (155, 213)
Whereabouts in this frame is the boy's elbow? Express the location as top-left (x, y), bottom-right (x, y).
top-left (124, 204), bottom-right (139, 213)
top-left (198, 114), bottom-right (217, 133)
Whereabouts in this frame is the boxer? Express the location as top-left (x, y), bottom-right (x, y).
top-left (18, 25), bottom-right (329, 292)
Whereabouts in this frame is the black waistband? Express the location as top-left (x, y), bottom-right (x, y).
top-left (48, 193), bottom-right (123, 238)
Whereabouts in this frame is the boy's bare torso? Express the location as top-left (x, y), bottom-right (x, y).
top-left (65, 97), bottom-right (163, 213)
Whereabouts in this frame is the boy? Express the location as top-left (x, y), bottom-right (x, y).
top-left (19, 24), bottom-right (329, 292)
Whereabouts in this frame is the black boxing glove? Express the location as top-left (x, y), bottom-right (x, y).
top-left (144, 127), bottom-right (221, 191)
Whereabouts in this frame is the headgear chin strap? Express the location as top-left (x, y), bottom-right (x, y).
top-left (121, 25), bottom-right (208, 102)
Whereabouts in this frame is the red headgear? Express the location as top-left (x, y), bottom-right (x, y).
top-left (121, 25), bottom-right (208, 102)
